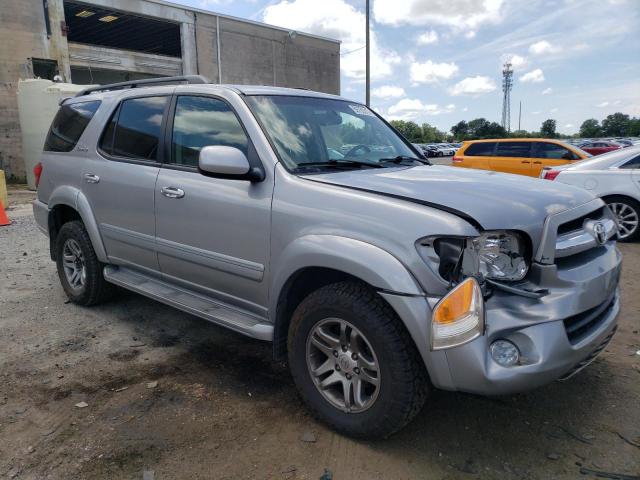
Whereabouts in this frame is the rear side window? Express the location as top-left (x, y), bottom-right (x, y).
top-left (620, 155), bottom-right (640, 169)
top-left (464, 142), bottom-right (496, 156)
top-left (496, 142), bottom-right (531, 158)
top-left (44, 101), bottom-right (101, 152)
top-left (535, 142), bottom-right (578, 160)
top-left (100, 96), bottom-right (168, 161)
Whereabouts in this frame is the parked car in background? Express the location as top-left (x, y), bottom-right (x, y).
top-left (421, 144), bottom-right (440, 157)
top-left (580, 141), bottom-right (623, 156)
top-left (614, 139), bottom-right (633, 147)
top-left (453, 138), bottom-right (590, 177)
top-left (434, 143), bottom-right (456, 156)
top-left (541, 146), bottom-right (640, 241)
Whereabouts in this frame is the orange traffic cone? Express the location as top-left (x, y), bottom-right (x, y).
top-left (0, 201), bottom-right (10, 226)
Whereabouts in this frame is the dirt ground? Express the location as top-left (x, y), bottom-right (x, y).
top-left (1, 186), bottom-right (639, 480)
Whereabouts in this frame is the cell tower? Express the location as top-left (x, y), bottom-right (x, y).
top-left (501, 62), bottom-right (514, 132)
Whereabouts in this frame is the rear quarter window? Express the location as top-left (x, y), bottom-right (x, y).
top-left (44, 100), bottom-right (101, 152)
top-left (464, 142), bottom-right (497, 156)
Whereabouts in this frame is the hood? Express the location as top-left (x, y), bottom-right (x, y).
top-left (303, 165), bottom-right (595, 244)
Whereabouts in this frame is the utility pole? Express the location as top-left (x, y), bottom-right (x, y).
top-left (365, 0), bottom-right (370, 107)
top-left (518, 101), bottom-right (522, 131)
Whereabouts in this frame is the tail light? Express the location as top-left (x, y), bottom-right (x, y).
top-left (452, 156), bottom-right (463, 163)
top-left (541, 168), bottom-right (560, 181)
top-left (33, 162), bottom-right (43, 188)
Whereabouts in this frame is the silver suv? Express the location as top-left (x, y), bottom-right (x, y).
top-left (33, 76), bottom-right (621, 438)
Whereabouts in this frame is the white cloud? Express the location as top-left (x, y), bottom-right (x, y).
top-left (565, 123), bottom-right (573, 128)
top-left (387, 98), bottom-right (455, 121)
top-left (596, 101), bottom-right (610, 107)
top-left (550, 108), bottom-right (558, 113)
top-left (529, 40), bottom-right (560, 55)
top-left (410, 60), bottom-right (459, 84)
top-left (532, 111), bottom-right (541, 115)
top-left (263, 0), bottom-right (401, 81)
top-left (519, 68), bottom-right (545, 83)
top-left (448, 76), bottom-right (497, 96)
top-left (373, 0), bottom-right (505, 38)
top-left (541, 87), bottom-right (553, 95)
top-left (371, 85), bottom-right (406, 98)
top-left (462, 107), bottom-right (468, 112)
top-left (417, 30), bottom-right (439, 45)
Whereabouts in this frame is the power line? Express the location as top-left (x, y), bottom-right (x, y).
top-left (340, 45), bottom-right (365, 56)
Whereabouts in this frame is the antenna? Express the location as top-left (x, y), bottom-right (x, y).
top-left (501, 62), bottom-right (513, 132)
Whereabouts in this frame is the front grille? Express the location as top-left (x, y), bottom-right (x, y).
top-left (554, 206), bottom-right (616, 261)
top-left (557, 206), bottom-right (605, 236)
top-left (563, 291), bottom-right (616, 344)
top-left (559, 326), bottom-right (617, 381)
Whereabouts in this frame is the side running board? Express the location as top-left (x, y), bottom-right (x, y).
top-left (103, 266), bottom-right (273, 341)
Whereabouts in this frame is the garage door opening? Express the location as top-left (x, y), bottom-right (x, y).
top-left (64, 1), bottom-right (182, 57)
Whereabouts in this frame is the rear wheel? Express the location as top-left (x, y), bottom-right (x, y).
top-left (55, 221), bottom-right (114, 305)
top-left (605, 196), bottom-right (640, 242)
top-left (287, 281), bottom-right (428, 438)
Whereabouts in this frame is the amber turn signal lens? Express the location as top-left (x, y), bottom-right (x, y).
top-left (432, 277), bottom-right (484, 350)
top-left (433, 278), bottom-right (475, 324)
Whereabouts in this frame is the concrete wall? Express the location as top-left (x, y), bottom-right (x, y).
top-left (0, 0), bottom-right (70, 180)
top-left (0, 0), bottom-right (340, 181)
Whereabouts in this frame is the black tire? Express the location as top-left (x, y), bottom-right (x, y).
top-left (287, 281), bottom-right (428, 439)
top-left (55, 220), bottom-right (114, 306)
top-left (604, 196), bottom-right (640, 242)
top-left (437, 151), bottom-right (443, 157)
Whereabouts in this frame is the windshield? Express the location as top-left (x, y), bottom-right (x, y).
top-left (245, 95), bottom-right (420, 171)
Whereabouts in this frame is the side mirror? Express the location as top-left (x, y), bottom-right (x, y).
top-left (199, 146), bottom-right (251, 176)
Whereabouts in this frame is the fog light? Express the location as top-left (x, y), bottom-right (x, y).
top-left (490, 340), bottom-right (520, 367)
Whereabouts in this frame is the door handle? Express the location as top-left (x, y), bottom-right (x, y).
top-left (161, 186), bottom-right (185, 199)
top-left (533, 161), bottom-right (542, 164)
top-left (521, 160), bottom-right (530, 164)
top-left (84, 173), bottom-right (100, 184)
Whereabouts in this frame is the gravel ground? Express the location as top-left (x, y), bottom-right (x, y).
top-left (1, 186), bottom-right (639, 480)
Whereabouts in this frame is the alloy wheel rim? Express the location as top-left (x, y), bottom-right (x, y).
top-left (306, 318), bottom-right (381, 413)
top-left (609, 202), bottom-right (639, 239)
top-left (62, 239), bottom-right (86, 290)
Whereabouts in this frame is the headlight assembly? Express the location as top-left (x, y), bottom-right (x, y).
top-left (470, 231), bottom-right (529, 281)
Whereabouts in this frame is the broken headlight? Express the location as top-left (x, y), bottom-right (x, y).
top-left (418, 231), bottom-right (530, 284)
top-left (471, 231), bottom-right (529, 281)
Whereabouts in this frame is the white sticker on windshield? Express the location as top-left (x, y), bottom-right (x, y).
top-left (348, 104), bottom-right (375, 117)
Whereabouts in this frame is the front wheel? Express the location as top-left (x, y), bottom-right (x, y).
top-left (606, 196), bottom-right (640, 242)
top-left (287, 282), bottom-right (428, 438)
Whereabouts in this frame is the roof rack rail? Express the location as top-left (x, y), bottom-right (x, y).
top-left (75, 75), bottom-right (209, 97)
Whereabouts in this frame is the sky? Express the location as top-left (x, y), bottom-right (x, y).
top-left (169, 0), bottom-right (640, 135)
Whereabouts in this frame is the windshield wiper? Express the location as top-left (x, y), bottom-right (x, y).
top-left (293, 159), bottom-right (385, 171)
top-left (378, 155), bottom-right (430, 165)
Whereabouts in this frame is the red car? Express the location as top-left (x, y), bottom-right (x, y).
top-left (579, 141), bottom-right (623, 156)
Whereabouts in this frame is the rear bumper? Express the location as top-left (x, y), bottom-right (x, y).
top-left (32, 199), bottom-right (48, 236)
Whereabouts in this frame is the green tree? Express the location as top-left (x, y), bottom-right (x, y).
top-left (628, 118), bottom-right (640, 137)
top-left (389, 120), bottom-right (422, 142)
top-left (451, 120), bottom-right (469, 140)
top-left (421, 122), bottom-right (446, 142)
top-left (601, 112), bottom-right (630, 137)
top-left (541, 119), bottom-right (557, 138)
top-left (579, 119), bottom-right (601, 138)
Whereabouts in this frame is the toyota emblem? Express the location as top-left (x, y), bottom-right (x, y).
top-left (593, 222), bottom-right (607, 245)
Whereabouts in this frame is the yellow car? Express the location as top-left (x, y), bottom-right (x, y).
top-left (452, 138), bottom-right (590, 177)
